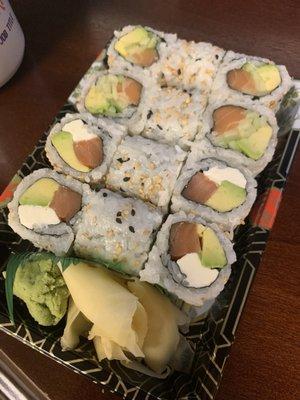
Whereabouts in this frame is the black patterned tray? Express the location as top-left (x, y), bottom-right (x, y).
top-left (0, 86), bottom-right (299, 399)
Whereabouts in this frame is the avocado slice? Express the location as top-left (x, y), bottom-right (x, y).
top-left (236, 125), bottom-right (272, 160)
top-left (205, 180), bottom-right (246, 212)
top-left (85, 75), bottom-right (134, 116)
top-left (84, 83), bottom-right (110, 115)
top-left (51, 131), bottom-right (90, 172)
top-left (243, 63), bottom-right (281, 95)
top-left (19, 178), bottom-right (59, 206)
top-left (201, 227), bottom-right (227, 268)
top-left (115, 27), bottom-right (151, 56)
top-left (256, 64), bottom-right (281, 92)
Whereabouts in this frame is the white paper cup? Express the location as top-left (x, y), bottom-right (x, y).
top-left (0, 0), bottom-right (25, 87)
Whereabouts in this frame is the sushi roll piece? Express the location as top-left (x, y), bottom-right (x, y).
top-left (73, 188), bottom-right (163, 276)
top-left (45, 113), bottom-right (126, 184)
top-left (209, 50), bottom-right (292, 111)
top-left (197, 100), bottom-right (278, 176)
top-left (140, 212), bottom-right (236, 307)
top-left (142, 85), bottom-right (202, 149)
top-left (106, 25), bottom-right (176, 77)
top-left (151, 38), bottom-right (225, 94)
top-left (106, 136), bottom-right (186, 211)
top-left (171, 140), bottom-right (257, 232)
top-left (76, 69), bottom-right (149, 135)
top-left (8, 169), bottom-right (84, 255)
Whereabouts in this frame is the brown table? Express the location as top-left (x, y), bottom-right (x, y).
top-left (0, 1), bottom-right (299, 399)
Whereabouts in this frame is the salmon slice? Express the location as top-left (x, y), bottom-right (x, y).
top-left (182, 172), bottom-right (218, 204)
top-left (50, 186), bottom-right (82, 222)
top-left (131, 48), bottom-right (158, 67)
top-left (227, 69), bottom-right (256, 95)
top-left (73, 137), bottom-right (103, 169)
top-left (123, 78), bottom-right (142, 105)
top-left (213, 105), bottom-right (246, 135)
top-left (169, 222), bottom-right (201, 261)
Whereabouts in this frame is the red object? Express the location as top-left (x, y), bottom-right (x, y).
top-left (250, 187), bottom-right (282, 230)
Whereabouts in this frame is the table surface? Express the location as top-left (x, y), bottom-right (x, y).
top-left (1, 1), bottom-right (299, 399)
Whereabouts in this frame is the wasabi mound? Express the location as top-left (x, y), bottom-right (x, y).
top-left (13, 254), bottom-right (69, 326)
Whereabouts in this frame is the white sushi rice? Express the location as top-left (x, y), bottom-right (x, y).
top-left (141, 85), bottom-right (203, 149)
top-left (73, 188), bottom-right (163, 276)
top-left (150, 38), bottom-right (225, 93)
top-left (8, 169), bottom-right (84, 256)
top-left (209, 50), bottom-right (293, 111)
top-left (76, 69), bottom-right (151, 135)
top-left (139, 212), bottom-right (236, 307)
top-left (196, 99), bottom-right (279, 176)
top-left (106, 25), bottom-right (177, 81)
top-left (171, 139), bottom-right (257, 233)
top-left (105, 136), bottom-right (186, 211)
top-left (45, 113), bottom-right (126, 184)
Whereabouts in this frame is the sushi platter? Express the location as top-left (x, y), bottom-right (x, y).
top-left (0, 25), bottom-right (299, 400)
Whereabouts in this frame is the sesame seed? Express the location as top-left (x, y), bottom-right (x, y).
top-left (116, 218), bottom-right (122, 224)
top-left (103, 192), bottom-right (107, 197)
top-left (123, 177), bottom-right (130, 182)
top-left (117, 157), bottom-right (130, 163)
top-left (131, 209), bottom-right (135, 216)
top-left (129, 226), bottom-right (135, 233)
top-left (117, 211), bottom-right (122, 217)
top-left (147, 110), bottom-right (153, 119)
top-left (157, 124), bottom-right (163, 130)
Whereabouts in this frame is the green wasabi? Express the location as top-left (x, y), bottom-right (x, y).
top-left (13, 254), bottom-right (69, 326)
